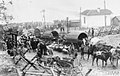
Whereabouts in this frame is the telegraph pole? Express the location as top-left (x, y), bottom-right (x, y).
top-left (66, 17), bottom-right (69, 33)
top-left (79, 7), bottom-right (82, 29)
top-left (104, 0), bottom-right (107, 26)
top-left (41, 9), bottom-right (46, 28)
top-left (43, 9), bottom-right (46, 28)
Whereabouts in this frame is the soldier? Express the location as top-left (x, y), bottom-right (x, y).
top-left (91, 28), bottom-right (94, 38)
top-left (88, 28), bottom-right (91, 36)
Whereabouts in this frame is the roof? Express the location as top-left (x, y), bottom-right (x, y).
top-left (113, 16), bottom-right (120, 21)
top-left (81, 9), bottom-right (112, 16)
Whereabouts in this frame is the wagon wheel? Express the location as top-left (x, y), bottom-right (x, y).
top-left (56, 67), bottom-right (79, 76)
top-left (52, 63), bottom-right (71, 76)
top-left (71, 66), bottom-right (84, 76)
top-left (52, 64), bottom-right (62, 76)
top-left (37, 61), bottom-right (54, 74)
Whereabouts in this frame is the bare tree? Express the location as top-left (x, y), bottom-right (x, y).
top-left (0, 0), bottom-right (13, 25)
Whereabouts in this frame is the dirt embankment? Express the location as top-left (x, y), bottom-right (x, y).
top-left (100, 34), bottom-right (120, 47)
top-left (0, 52), bottom-right (17, 76)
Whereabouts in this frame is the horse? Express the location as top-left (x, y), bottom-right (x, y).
top-left (86, 37), bottom-right (105, 60)
top-left (37, 41), bottom-right (53, 58)
top-left (91, 44), bottom-right (113, 67)
top-left (92, 50), bottom-right (111, 67)
top-left (77, 38), bottom-right (91, 60)
top-left (109, 47), bottom-right (120, 68)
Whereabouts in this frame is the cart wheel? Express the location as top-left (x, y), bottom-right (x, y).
top-left (71, 67), bottom-right (84, 76)
top-left (71, 68), bottom-right (79, 76)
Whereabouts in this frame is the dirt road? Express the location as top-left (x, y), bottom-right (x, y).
top-left (1, 34), bottom-right (120, 76)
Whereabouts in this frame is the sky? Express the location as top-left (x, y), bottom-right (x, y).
top-left (3, 0), bottom-right (120, 23)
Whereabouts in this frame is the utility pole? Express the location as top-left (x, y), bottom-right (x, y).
top-left (66, 17), bottom-right (69, 33)
top-left (104, 0), bottom-right (107, 26)
top-left (79, 7), bottom-right (82, 29)
top-left (43, 9), bottom-right (46, 28)
top-left (41, 9), bottom-right (46, 28)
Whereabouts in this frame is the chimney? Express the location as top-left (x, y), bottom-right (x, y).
top-left (97, 8), bottom-right (101, 13)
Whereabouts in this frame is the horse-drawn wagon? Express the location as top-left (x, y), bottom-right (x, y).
top-left (65, 32), bottom-right (88, 43)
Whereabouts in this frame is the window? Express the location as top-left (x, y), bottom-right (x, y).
top-left (84, 17), bottom-right (86, 24)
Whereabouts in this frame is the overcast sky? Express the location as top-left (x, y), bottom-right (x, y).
top-left (4, 0), bottom-right (120, 23)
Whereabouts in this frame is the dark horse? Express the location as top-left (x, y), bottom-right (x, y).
top-left (37, 41), bottom-right (53, 59)
top-left (77, 38), bottom-right (92, 60)
top-left (91, 44), bottom-right (113, 67)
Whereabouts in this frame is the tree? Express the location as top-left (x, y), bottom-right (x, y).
top-left (1, 0), bottom-right (14, 40)
top-left (0, 0), bottom-right (13, 25)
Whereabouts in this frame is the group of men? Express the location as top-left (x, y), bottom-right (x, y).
top-left (88, 28), bottom-right (94, 38)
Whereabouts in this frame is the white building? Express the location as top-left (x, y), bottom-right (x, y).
top-left (81, 8), bottom-right (112, 28)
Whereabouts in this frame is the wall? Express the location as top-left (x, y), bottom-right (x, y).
top-left (81, 15), bottom-right (111, 28)
top-left (69, 21), bottom-right (80, 27)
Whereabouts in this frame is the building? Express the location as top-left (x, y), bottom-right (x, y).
top-left (69, 20), bottom-right (80, 27)
top-left (81, 8), bottom-right (112, 27)
top-left (111, 16), bottom-right (120, 26)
